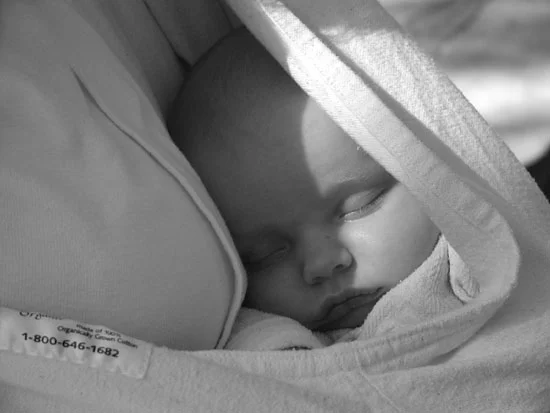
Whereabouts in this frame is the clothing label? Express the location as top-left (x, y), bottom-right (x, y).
top-left (0, 307), bottom-right (152, 379)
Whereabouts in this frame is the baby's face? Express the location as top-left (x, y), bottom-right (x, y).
top-left (195, 92), bottom-right (440, 331)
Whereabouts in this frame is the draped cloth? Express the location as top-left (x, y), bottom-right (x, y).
top-left (1, 0), bottom-right (549, 412)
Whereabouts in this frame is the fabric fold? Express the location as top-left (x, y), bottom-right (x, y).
top-left (1, 0), bottom-right (550, 411)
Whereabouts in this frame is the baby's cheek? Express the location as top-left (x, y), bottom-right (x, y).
top-left (244, 265), bottom-right (297, 311)
top-left (243, 272), bottom-right (271, 310)
top-left (344, 187), bottom-right (438, 282)
top-left (399, 208), bottom-right (441, 273)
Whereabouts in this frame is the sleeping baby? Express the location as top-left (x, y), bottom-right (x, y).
top-left (169, 29), bottom-right (477, 350)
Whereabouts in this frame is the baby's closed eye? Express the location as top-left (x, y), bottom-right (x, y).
top-left (241, 241), bottom-right (290, 272)
top-left (337, 187), bottom-right (391, 221)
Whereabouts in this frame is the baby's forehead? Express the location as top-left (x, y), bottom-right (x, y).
top-left (214, 101), bottom-right (380, 184)
top-left (208, 82), bottom-right (310, 151)
top-left (211, 83), bottom-right (377, 172)
top-left (181, 29), bottom-right (387, 185)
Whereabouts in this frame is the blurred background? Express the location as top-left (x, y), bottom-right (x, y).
top-left (381, 0), bottom-right (550, 195)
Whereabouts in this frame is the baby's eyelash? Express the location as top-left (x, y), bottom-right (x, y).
top-left (242, 245), bottom-right (289, 272)
top-left (365, 189), bottom-right (387, 209)
top-left (339, 188), bottom-right (389, 221)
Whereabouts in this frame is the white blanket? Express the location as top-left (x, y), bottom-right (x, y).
top-left (1, 0), bottom-right (550, 412)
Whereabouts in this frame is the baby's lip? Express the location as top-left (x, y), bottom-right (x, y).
top-left (314, 288), bottom-right (385, 331)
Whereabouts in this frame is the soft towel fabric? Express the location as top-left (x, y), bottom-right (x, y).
top-left (226, 236), bottom-right (473, 351)
top-left (224, 308), bottom-right (329, 350)
top-left (1, 0), bottom-right (550, 412)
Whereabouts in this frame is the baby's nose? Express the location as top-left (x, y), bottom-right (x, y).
top-left (302, 233), bottom-right (354, 285)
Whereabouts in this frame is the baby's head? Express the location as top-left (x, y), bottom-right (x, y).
top-left (169, 29), bottom-right (440, 331)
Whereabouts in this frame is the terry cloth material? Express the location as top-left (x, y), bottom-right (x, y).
top-left (2, 0), bottom-right (550, 412)
top-left (224, 308), bottom-right (329, 350)
top-left (225, 236), bottom-right (472, 350)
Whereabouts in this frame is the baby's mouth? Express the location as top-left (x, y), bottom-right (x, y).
top-left (314, 288), bottom-right (386, 331)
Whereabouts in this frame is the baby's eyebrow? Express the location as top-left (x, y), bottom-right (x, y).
top-left (234, 231), bottom-right (288, 256)
top-left (324, 179), bottom-right (368, 199)
top-left (323, 171), bottom-right (389, 202)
